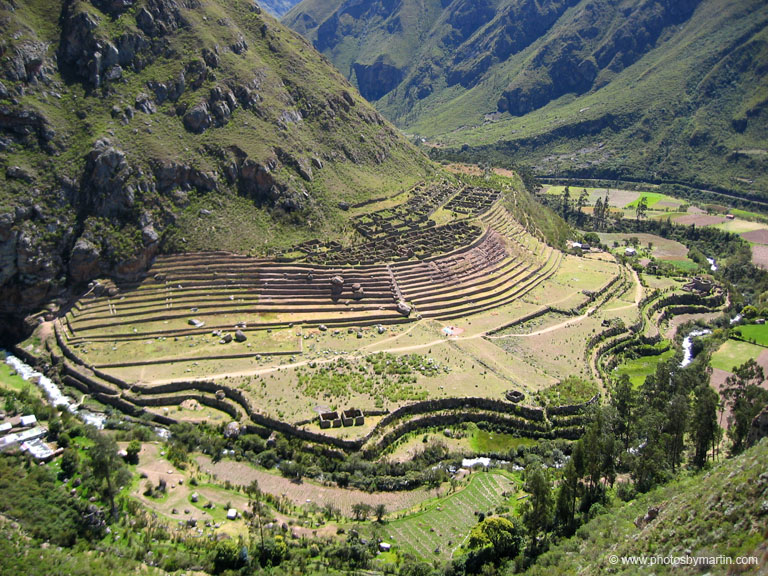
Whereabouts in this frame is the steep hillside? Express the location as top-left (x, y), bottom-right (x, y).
top-left (0, 0), bottom-right (431, 337)
top-left (285, 0), bottom-right (768, 195)
top-left (258, 0), bottom-right (301, 17)
top-left (520, 438), bottom-right (768, 575)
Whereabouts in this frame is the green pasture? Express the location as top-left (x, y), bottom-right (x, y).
top-left (0, 354), bottom-right (41, 398)
top-left (710, 339), bottom-right (765, 373)
top-left (733, 323), bottom-right (768, 347)
top-left (469, 430), bottom-right (537, 453)
top-left (614, 348), bottom-right (676, 388)
top-left (624, 192), bottom-right (676, 209)
top-left (378, 470), bottom-right (519, 560)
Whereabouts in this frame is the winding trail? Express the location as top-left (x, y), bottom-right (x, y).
top-left (151, 266), bottom-right (643, 384)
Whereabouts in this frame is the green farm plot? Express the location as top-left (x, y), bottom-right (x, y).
top-left (710, 339), bottom-right (765, 373)
top-left (0, 355), bottom-right (41, 397)
top-left (730, 208), bottom-right (768, 223)
top-left (378, 470), bottom-right (519, 559)
top-left (624, 192), bottom-right (680, 209)
top-left (614, 348), bottom-right (676, 388)
top-left (543, 187), bottom-right (646, 210)
top-left (539, 377), bottom-right (598, 406)
top-left (469, 430), bottom-right (537, 453)
top-left (733, 323), bottom-right (768, 346)
top-left (668, 259), bottom-right (700, 272)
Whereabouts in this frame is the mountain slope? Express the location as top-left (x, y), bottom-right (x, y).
top-left (257, 0), bottom-right (302, 17)
top-left (521, 439), bottom-right (768, 575)
top-left (285, 0), bottom-right (768, 195)
top-left (0, 0), bottom-right (430, 336)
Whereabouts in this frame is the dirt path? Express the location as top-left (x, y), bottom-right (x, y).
top-left (151, 264), bottom-right (637, 384)
top-left (197, 455), bottom-right (439, 517)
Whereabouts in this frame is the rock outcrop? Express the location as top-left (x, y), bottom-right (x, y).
top-left (0, 0), bottom-right (428, 340)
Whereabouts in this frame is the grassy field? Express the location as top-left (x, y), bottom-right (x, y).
top-left (613, 348), bottom-right (676, 388)
top-left (0, 355), bottom-right (41, 398)
top-left (598, 233), bottom-right (689, 263)
top-left (377, 470), bottom-right (520, 560)
top-left (624, 192), bottom-right (679, 210)
top-left (733, 323), bottom-right (768, 346)
top-left (539, 377), bottom-right (598, 406)
top-left (710, 339), bottom-right (765, 373)
top-left (468, 430), bottom-right (537, 454)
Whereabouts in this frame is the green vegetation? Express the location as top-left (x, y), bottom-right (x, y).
top-left (288, 0), bottom-right (768, 195)
top-left (710, 339), bottom-right (764, 372)
top-left (733, 322), bottom-right (768, 346)
top-left (522, 439), bottom-right (768, 575)
top-left (614, 347), bottom-right (676, 388)
top-left (539, 377), bottom-right (598, 407)
top-left (378, 470), bottom-right (519, 560)
top-left (0, 357), bottom-right (40, 397)
top-left (469, 430), bottom-right (537, 454)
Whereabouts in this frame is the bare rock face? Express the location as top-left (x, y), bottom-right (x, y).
top-left (396, 300), bottom-right (412, 316)
top-left (5, 40), bottom-right (52, 84)
top-left (154, 160), bottom-right (218, 193)
top-left (748, 405), bottom-right (768, 447)
top-left (183, 101), bottom-right (211, 133)
top-left (0, 213), bottom-right (18, 285)
top-left (352, 60), bottom-right (404, 101)
top-left (69, 237), bottom-right (102, 283)
top-left (79, 139), bottom-right (134, 217)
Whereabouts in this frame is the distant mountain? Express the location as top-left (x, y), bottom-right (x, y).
top-left (285, 0), bottom-right (768, 195)
top-left (0, 0), bottom-right (430, 337)
top-left (257, 0), bottom-right (302, 17)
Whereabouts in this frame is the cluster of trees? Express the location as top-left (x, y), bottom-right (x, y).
top-left (169, 421), bottom-right (456, 492)
top-left (452, 349), bottom-right (765, 574)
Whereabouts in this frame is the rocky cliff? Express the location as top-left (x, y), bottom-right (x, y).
top-left (0, 0), bottom-right (430, 340)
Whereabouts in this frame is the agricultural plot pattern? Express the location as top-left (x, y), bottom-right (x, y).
top-left (380, 471), bottom-right (517, 559)
top-left (62, 185), bottom-right (559, 371)
top-left (46, 181), bottom-right (586, 445)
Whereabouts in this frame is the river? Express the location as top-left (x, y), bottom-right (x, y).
top-left (680, 329), bottom-right (712, 367)
top-left (3, 350), bottom-right (107, 429)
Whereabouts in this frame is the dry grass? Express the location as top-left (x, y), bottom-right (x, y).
top-left (196, 455), bottom-right (437, 516)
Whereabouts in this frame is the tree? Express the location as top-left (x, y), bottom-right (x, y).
top-left (213, 538), bottom-right (247, 574)
top-left (611, 374), bottom-right (637, 453)
top-left (374, 503), bottom-right (387, 523)
top-left (126, 440), bottom-right (141, 465)
top-left (665, 393), bottom-right (689, 472)
top-left (690, 383), bottom-right (721, 467)
top-left (723, 359), bottom-right (768, 454)
top-left (246, 479), bottom-right (265, 553)
top-left (593, 197), bottom-right (604, 230)
top-left (576, 189), bottom-right (589, 224)
top-left (351, 502), bottom-right (371, 521)
top-left (467, 516), bottom-right (523, 561)
top-left (635, 196), bottom-right (648, 220)
top-left (521, 464), bottom-right (553, 554)
top-left (561, 186), bottom-right (571, 219)
top-left (555, 458), bottom-right (579, 536)
top-left (85, 430), bottom-right (131, 520)
top-left (59, 447), bottom-right (80, 480)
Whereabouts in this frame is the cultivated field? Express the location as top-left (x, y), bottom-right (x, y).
top-left (196, 455), bottom-right (437, 517)
top-left (376, 470), bottom-right (519, 559)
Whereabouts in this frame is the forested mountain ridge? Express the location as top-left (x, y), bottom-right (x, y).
top-left (0, 0), bottom-right (430, 338)
top-left (285, 0), bottom-right (768, 195)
